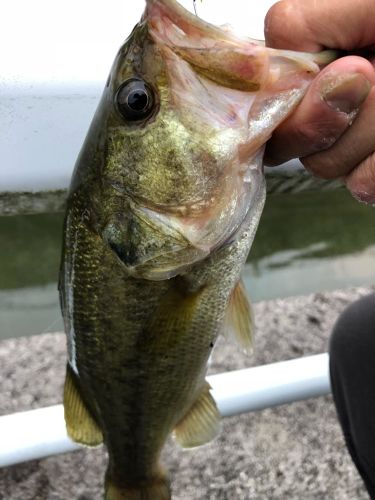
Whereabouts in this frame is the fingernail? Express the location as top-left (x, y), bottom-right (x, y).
top-left (320, 73), bottom-right (371, 114)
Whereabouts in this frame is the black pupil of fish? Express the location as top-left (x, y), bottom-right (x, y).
top-left (116, 79), bottom-right (155, 121)
top-left (127, 90), bottom-right (148, 111)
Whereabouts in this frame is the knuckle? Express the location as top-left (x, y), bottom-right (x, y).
top-left (299, 122), bottom-right (336, 149)
top-left (292, 120), bottom-right (341, 156)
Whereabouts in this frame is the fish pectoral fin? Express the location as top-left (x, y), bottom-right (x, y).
top-left (224, 279), bottom-right (254, 354)
top-left (173, 382), bottom-right (220, 448)
top-left (63, 364), bottom-right (103, 446)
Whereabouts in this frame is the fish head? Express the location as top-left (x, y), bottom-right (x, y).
top-left (81, 0), bottom-right (323, 280)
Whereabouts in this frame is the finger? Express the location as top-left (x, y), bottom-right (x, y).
top-left (265, 0), bottom-right (375, 51)
top-left (345, 153), bottom-right (375, 203)
top-left (301, 85), bottom-right (375, 179)
top-left (265, 56), bottom-right (374, 165)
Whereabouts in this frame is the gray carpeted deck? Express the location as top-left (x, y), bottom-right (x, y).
top-left (1, 286), bottom-right (373, 499)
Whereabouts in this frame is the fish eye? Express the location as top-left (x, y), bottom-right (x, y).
top-left (115, 78), bottom-right (155, 122)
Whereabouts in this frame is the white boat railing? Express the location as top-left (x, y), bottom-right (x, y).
top-left (0, 353), bottom-right (330, 468)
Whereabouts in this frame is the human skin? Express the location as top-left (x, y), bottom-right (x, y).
top-left (264, 0), bottom-right (375, 203)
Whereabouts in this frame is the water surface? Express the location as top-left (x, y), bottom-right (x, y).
top-left (0, 190), bottom-right (374, 340)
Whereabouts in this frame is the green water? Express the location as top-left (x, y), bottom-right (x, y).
top-left (0, 189), bottom-right (374, 339)
top-left (250, 190), bottom-right (375, 262)
top-left (0, 213), bottom-right (63, 289)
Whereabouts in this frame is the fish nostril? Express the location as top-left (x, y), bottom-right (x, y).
top-left (102, 220), bottom-right (139, 267)
top-left (108, 240), bottom-right (139, 267)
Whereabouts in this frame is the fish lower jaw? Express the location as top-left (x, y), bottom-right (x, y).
top-left (115, 250), bottom-right (209, 281)
top-left (118, 262), bottom-right (187, 281)
top-left (123, 265), bottom-right (185, 281)
top-left (107, 235), bottom-right (215, 280)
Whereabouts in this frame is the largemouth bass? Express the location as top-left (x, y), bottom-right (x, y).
top-left (59, 1), bottom-right (336, 498)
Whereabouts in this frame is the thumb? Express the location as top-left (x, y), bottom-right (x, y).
top-left (265, 56), bottom-right (374, 165)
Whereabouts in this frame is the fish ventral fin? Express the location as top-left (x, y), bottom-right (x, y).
top-left (225, 279), bottom-right (254, 354)
top-left (63, 364), bottom-right (103, 446)
top-left (173, 381), bottom-right (220, 448)
top-left (105, 471), bottom-right (171, 500)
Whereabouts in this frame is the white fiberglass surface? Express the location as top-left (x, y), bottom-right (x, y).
top-left (0, 0), bottom-right (276, 191)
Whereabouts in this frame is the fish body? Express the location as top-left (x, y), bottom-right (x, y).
top-left (60, 1), bottom-right (334, 498)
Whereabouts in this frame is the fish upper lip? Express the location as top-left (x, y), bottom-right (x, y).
top-left (108, 179), bottom-right (211, 217)
top-left (106, 180), bottom-right (208, 247)
top-left (103, 201), bottom-right (211, 280)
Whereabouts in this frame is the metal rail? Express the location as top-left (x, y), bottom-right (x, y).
top-left (0, 168), bottom-right (344, 217)
top-left (0, 353), bottom-right (330, 468)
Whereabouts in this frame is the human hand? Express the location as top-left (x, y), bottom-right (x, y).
top-left (265, 0), bottom-right (375, 203)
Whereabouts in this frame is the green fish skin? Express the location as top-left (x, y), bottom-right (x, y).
top-left (59, 1), bottom-right (335, 498)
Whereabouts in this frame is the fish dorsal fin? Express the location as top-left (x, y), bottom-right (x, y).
top-left (225, 279), bottom-right (254, 354)
top-left (64, 364), bottom-right (103, 446)
top-left (173, 381), bottom-right (220, 448)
